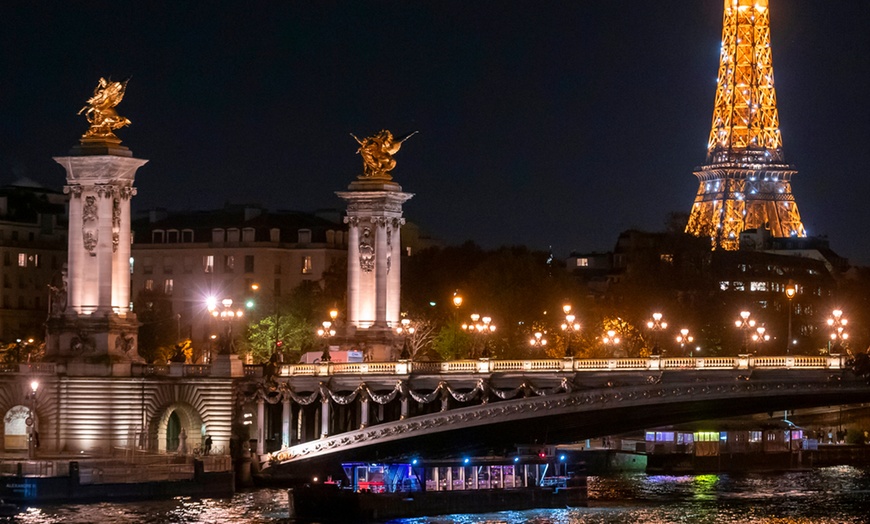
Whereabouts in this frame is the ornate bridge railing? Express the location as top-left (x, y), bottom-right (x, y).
top-left (244, 354), bottom-right (846, 378)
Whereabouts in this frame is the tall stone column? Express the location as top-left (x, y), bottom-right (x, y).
top-left (282, 398), bottom-right (291, 448)
top-left (346, 219), bottom-right (361, 326)
top-left (374, 218), bottom-right (389, 328)
top-left (256, 398), bottom-right (265, 455)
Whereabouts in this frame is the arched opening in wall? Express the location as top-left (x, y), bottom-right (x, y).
top-left (4, 405), bottom-right (32, 450)
top-left (153, 402), bottom-right (205, 453)
top-left (166, 411), bottom-right (181, 452)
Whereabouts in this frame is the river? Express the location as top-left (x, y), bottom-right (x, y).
top-left (8, 466), bottom-right (870, 523)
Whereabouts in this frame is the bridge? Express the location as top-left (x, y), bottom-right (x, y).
top-left (239, 354), bottom-right (870, 473)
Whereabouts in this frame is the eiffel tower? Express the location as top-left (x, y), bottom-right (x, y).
top-left (686, 0), bottom-right (807, 250)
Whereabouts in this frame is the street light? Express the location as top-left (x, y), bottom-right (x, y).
top-left (560, 305), bottom-right (581, 357)
top-left (827, 309), bottom-right (849, 354)
top-left (751, 325), bottom-right (770, 354)
top-left (461, 314), bottom-right (496, 358)
top-left (529, 331), bottom-right (548, 348)
top-left (676, 328), bottom-right (694, 357)
top-left (602, 329), bottom-right (621, 356)
top-left (646, 312), bottom-right (668, 355)
top-left (208, 298), bottom-right (245, 355)
top-left (396, 318), bottom-right (416, 359)
top-left (735, 311), bottom-right (757, 353)
top-left (785, 281), bottom-right (797, 354)
top-left (27, 381), bottom-right (38, 459)
top-left (316, 318), bottom-right (337, 362)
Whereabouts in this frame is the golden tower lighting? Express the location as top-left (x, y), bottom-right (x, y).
top-left (686, 0), bottom-right (807, 250)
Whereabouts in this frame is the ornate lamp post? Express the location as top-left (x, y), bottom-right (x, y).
top-left (827, 309), bottom-right (848, 354)
top-left (209, 298), bottom-right (245, 356)
top-left (735, 311), bottom-right (757, 353)
top-left (560, 305), bottom-right (581, 357)
top-left (396, 318), bottom-right (416, 359)
top-left (646, 312), bottom-right (668, 355)
top-left (751, 325), bottom-right (770, 354)
top-left (602, 329), bottom-right (621, 356)
top-left (529, 331), bottom-right (548, 349)
top-left (785, 281), bottom-right (797, 354)
top-left (676, 328), bottom-right (694, 357)
top-left (317, 318), bottom-right (337, 362)
top-left (26, 380), bottom-right (39, 459)
top-left (462, 314), bottom-right (495, 358)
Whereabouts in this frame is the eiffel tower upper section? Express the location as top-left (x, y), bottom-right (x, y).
top-left (686, 0), bottom-right (807, 250)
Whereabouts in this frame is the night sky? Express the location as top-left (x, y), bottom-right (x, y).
top-left (2, 1), bottom-right (869, 263)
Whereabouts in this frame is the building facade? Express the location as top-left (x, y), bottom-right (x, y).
top-left (0, 182), bottom-right (68, 346)
top-left (130, 206), bottom-right (347, 361)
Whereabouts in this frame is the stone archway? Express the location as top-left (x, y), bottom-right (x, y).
top-left (153, 402), bottom-right (205, 453)
top-left (4, 405), bottom-right (32, 451)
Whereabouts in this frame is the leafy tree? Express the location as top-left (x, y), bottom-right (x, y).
top-left (431, 324), bottom-right (473, 360)
top-left (243, 311), bottom-right (315, 364)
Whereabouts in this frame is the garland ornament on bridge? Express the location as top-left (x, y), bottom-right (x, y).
top-left (240, 377), bottom-right (573, 407)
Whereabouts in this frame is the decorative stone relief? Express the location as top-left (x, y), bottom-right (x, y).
top-left (112, 198), bottom-right (121, 252)
top-left (64, 185), bottom-right (83, 198)
top-left (114, 331), bottom-right (135, 353)
top-left (359, 227), bottom-right (374, 272)
top-left (82, 195), bottom-right (98, 256)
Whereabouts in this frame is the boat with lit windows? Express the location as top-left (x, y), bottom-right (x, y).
top-left (288, 446), bottom-right (586, 521)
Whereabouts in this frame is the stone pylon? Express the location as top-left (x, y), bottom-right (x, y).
top-left (336, 170), bottom-right (413, 361)
top-left (45, 138), bottom-right (147, 371)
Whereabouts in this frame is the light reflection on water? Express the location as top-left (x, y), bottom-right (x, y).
top-left (2, 466), bottom-right (868, 523)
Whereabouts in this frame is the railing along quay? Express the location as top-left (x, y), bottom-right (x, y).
top-left (241, 354), bottom-right (847, 379)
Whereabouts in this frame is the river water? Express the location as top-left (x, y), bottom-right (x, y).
top-left (8, 466), bottom-right (870, 523)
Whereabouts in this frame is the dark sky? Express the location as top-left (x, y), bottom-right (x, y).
top-left (1, 1), bottom-right (869, 263)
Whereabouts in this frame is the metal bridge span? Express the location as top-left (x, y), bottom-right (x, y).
top-left (241, 355), bottom-right (870, 471)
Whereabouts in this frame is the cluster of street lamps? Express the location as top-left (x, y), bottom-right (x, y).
top-left (208, 298), bottom-right (245, 355)
top-left (462, 313), bottom-right (496, 358)
top-left (560, 305), bottom-right (581, 357)
top-left (827, 309), bottom-right (849, 353)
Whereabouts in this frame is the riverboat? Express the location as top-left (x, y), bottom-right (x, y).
top-left (288, 446), bottom-right (586, 521)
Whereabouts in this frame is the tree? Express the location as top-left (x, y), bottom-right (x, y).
top-left (243, 312), bottom-right (315, 364)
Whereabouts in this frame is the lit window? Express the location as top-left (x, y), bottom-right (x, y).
top-left (18, 253), bottom-right (26, 267)
top-left (203, 255), bottom-right (214, 273)
top-left (576, 258), bottom-right (589, 267)
top-left (750, 281), bottom-right (768, 292)
top-left (164, 279), bottom-right (174, 295)
top-left (302, 256), bottom-right (313, 274)
top-left (719, 281), bottom-right (730, 291)
top-left (144, 279), bottom-right (154, 291)
top-left (28, 254), bottom-right (39, 267)
top-left (660, 254), bottom-right (674, 264)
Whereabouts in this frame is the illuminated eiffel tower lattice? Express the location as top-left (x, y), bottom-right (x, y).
top-left (686, 0), bottom-right (807, 250)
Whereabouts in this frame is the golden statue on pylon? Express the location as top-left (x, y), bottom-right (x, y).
top-left (351, 130), bottom-right (417, 179)
top-left (78, 78), bottom-right (131, 141)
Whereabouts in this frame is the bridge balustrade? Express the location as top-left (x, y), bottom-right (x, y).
top-left (245, 354), bottom-right (845, 380)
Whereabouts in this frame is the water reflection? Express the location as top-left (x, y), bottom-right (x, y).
top-left (3, 467), bottom-right (868, 523)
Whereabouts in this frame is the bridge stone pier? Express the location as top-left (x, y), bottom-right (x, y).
top-left (237, 355), bottom-right (870, 475)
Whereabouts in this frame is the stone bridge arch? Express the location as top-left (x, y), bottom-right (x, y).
top-left (152, 402), bottom-right (205, 453)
